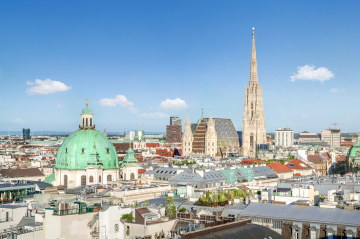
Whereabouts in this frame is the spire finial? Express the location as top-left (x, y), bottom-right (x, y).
top-left (86, 98), bottom-right (88, 107)
top-left (252, 27), bottom-right (255, 34)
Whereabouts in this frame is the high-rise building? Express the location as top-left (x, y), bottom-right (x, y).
top-left (321, 129), bottom-right (341, 147)
top-left (166, 125), bottom-right (182, 143)
top-left (170, 116), bottom-right (181, 126)
top-left (275, 128), bottom-right (294, 147)
top-left (242, 28), bottom-right (266, 157)
top-left (22, 128), bottom-right (30, 140)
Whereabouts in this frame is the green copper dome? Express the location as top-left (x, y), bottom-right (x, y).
top-left (121, 147), bottom-right (138, 167)
top-left (55, 128), bottom-right (119, 170)
top-left (81, 107), bottom-right (94, 115)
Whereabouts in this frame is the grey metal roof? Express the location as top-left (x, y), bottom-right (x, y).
top-left (240, 203), bottom-right (360, 227)
top-left (252, 166), bottom-right (277, 178)
top-left (193, 223), bottom-right (284, 239)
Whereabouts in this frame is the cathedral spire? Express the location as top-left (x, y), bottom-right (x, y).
top-left (250, 27), bottom-right (258, 82)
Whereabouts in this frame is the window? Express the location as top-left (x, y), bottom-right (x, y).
top-left (89, 175), bottom-right (94, 183)
top-left (82, 118), bottom-right (84, 126)
top-left (99, 176), bottom-right (101, 182)
top-left (130, 173), bottom-right (135, 180)
top-left (90, 118), bottom-right (92, 126)
top-left (115, 224), bottom-right (119, 232)
top-left (64, 175), bottom-right (68, 186)
top-left (81, 175), bottom-right (86, 186)
top-left (66, 148), bottom-right (68, 153)
top-left (107, 148), bottom-right (109, 154)
top-left (82, 148), bottom-right (85, 154)
top-left (107, 175), bottom-right (112, 181)
top-left (86, 118), bottom-right (88, 127)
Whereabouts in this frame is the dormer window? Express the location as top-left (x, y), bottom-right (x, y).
top-left (107, 148), bottom-right (109, 154)
top-left (82, 148), bottom-right (85, 154)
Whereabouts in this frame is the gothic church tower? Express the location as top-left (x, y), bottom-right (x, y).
top-left (205, 111), bottom-right (217, 157)
top-left (182, 112), bottom-right (193, 156)
top-left (242, 28), bottom-right (266, 157)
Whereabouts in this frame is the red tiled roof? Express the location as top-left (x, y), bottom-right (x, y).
top-left (285, 159), bottom-right (313, 170)
top-left (138, 169), bottom-right (146, 174)
top-left (336, 155), bottom-right (345, 162)
top-left (267, 162), bottom-right (292, 173)
top-left (146, 143), bottom-right (160, 148)
top-left (294, 173), bottom-right (301, 176)
top-left (241, 159), bottom-right (264, 165)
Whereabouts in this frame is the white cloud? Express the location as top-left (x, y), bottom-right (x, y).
top-left (159, 98), bottom-right (188, 111)
top-left (12, 118), bottom-right (26, 125)
top-left (301, 114), bottom-right (310, 118)
top-left (99, 95), bottom-right (134, 108)
top-left (290, 65), bottom-right (334, 82)
top-left (26, 79), bottom-right (71, 95)
top-left (330, 88), bottom-right (345, 93)
top-left (129, 107), bottom-right (139, 114)
top-left (139, 112), bottom-right (169, 119)
top-left (57, 104), bottom-right (63, 108)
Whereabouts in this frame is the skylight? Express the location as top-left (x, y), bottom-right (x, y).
top-left (289, 164), bottom-right (294, 167)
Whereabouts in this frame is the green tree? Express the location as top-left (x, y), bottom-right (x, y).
top-left (121, 213), bottom-right (134, 223)
top-left (143, 201), bottom-right (151, 206)
top-left (165, 196), bottom-right (174, 205)
top-left (134, 201), bottom-right (139, 208)
top-left (179, 207), bottom-right (186, 212)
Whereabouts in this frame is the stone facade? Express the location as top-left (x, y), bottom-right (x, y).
top-left (205, 112), bottom-right (217, 157)
top-left (182, 113), bottom-right (193, 156)
top-left (242, 28), bottom-right (266, 157)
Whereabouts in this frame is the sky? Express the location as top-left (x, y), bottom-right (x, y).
top-left (1, 1), bottom-right (360, 134)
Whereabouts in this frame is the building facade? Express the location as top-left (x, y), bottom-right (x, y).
top-left (166, 125), bottom-right (182, 143)
top-left (275, 128), bottom-right (294, 147)
top-left (22, 128), bottom-right (30, 140)
top-left (170, 116), bottom-right (181, 126)
top-left (242, 28), bottom-right (267, 158)
top-left (182, 113), bottom-right (193, 156)
top-left (205, 112), bottom-right (217, 157)
top-left (321, 129), bottom-right (341, 147)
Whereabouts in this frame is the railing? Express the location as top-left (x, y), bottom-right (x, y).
top-left (53, 208), bottom-right (96, 216)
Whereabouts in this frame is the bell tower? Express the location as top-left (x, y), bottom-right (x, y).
top-left (80, 99), bottom-right (95, 129)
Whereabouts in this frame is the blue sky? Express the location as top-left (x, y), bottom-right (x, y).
top-left (1, 1), bottom-right (360, 133)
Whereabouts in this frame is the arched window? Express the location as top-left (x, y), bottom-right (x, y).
top-left (86, 118), bottom-right (88, 127)
top-left (81, 175), bottom-right (86, 186)
top-left (107, 175), bottom-right (112, 181)
top-left (82, 118), bottom-right (84, 126)
top-left (130, 173), bottom-right (135, 180)
top-left (90, 118), bottom-right (92, 126)
top-left (89, 175), bottom-right (94, 183)
top-left (99, 176), bottom-right (101, 183)
top-left (250, 134), bottom-right (254, 148)
top-left (64, 175), bottom-right (68, 186)
top-left (212, 142), bottom-right (214, 146)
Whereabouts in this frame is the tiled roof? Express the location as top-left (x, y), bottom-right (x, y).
top-left (138, 169), bottom-right (146, 174)
top-left (285, 159), bottom-right (313, 170)
top-left (0, 168), bottom-right (44, 177)
top-left (307, 155), bottom-right (323, 164)
top-left (267, 162), bottom-right (292, 173)
top-left (241, 159), bottom-right (264, 165)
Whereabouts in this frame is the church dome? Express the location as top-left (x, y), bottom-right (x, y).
top-left (55, 129), bottom-right (119, 170)
top-left (55, 104), bottom-right (119, 170)
top-left (81, 108), bottom-right (94, 115)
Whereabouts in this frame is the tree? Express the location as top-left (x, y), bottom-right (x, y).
top-left (121, 213), bottom-right (134, 223)
top-left (179, 207), bottom-right (186, 213)
top-left (134, 201), bottom-right (139, 208)
top-left (143, 201), bottom-right (151, 206)
top-left (242, 179), bottom-right (248, 182)
top-left (165, 196), bottom-right (174, 205)
top-left (165, 203), bottom-right (177, 218)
